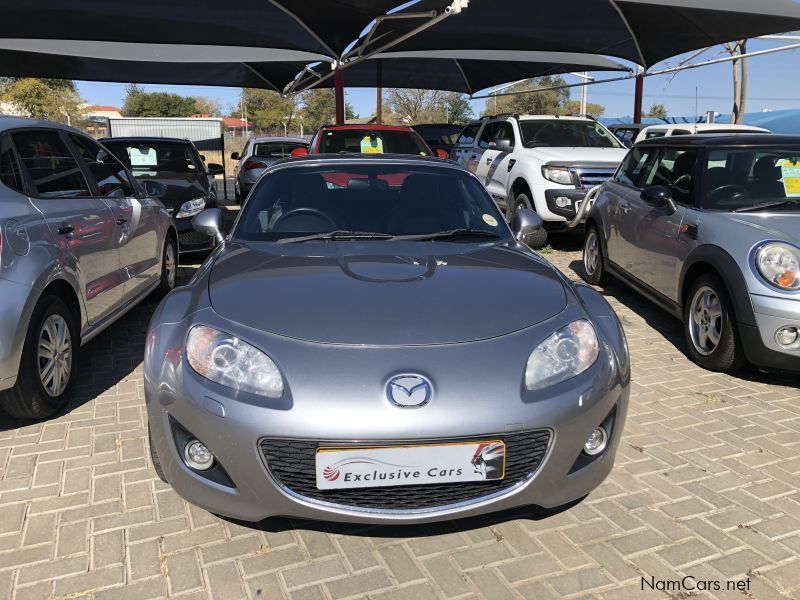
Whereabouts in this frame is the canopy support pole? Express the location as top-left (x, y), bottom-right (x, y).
top-left (633, 72), bottom-right (643, 123)
top-left (334, 66), bottom-right (345, 125)
top-left (376, 59), bottom-right (383, 124)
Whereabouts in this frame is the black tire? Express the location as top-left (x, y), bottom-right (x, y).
top-left (582, 225), bottom-right (611, 285)
top-left (234, 185), bottom-right (241, 206)
top-left (149, 426), bottom-right (168, 483)
top-left (0, 296), bottom-right (79, 419)
top-left (509, 192), bottom-right (548, 249)
top-left (683, 274), bottom-right (746, 372)
top-left (151, 235), bottom-right (177, 300)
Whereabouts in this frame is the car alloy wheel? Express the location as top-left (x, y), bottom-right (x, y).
top-left (165, 242), bottom-right (177, 289)
top-left (688, 285), bottom-right (723, 356)
top-left (584, 230), bottom-right (600, 276)
top-left (38, 314), bottom-right (73, 397)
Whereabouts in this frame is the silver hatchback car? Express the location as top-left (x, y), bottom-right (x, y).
top-left (231, 136), bottom-right (308, 204)
top-left (583, 134), bottom-right (800, 373)
top-left (0, 118), bottom-right (177, 419)
top-left (145, 155), bottom-right (630, 524)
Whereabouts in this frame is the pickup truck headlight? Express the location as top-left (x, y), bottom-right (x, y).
top-left (755, 242), bottom-right (800, 290)
top-left (176, 197), bottom-right (207, 219)
top-left (542, 166), bottom-right (574, 186)
top-left (186, 326), bottom-right (284, 397)
top-left (525, 320), bottom-right (599, 390)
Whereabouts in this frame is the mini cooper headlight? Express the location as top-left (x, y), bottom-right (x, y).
top-left (542, 166), bottom-right (574, 186)
top-left (525, 320), bottom-right (599, 391)
top-left (186, 326), bottom-right (283, 397)
top-left (176, 197), bottom-right (207, 219)
top-left (755, 242), bottom-right (800, 291)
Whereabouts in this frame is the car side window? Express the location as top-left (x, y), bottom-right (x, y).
top-left (615, 147), bottom-right (658, 188)
top-left (456, 123), bottom-right (481, 147)
top-left (70, 135), bottom-right (137, 198)
top-left (493, 122), bottom-right (515, 148)
top-left (478, 122), bottom-right (496, 149)
top-left (643, 147), bottom-right (697, 205)
top-left (0, 134), bottom-right (25, 193)
top-left (12, 130), bottom-right (91, 199)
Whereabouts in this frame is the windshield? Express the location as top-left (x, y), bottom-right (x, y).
top-left (701, 147), bottom-right (800, 211)
top-left (103, 140), bottom-right (198, 175)
top-left (234, 164), bottom-right (508, 242)
top-left (319, 129), bottom-right (432, 156)
top-left (252, 140), bottom-right (307, 158)
top-left (520, 120), bottom-right (622, 149)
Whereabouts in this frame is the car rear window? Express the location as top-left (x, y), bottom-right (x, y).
top-left (252, 141), bottom-right (308, 158)
top-left (319, 129), bottom-right (431, 156)
top-left (103, 140), bottom-right (198, 175)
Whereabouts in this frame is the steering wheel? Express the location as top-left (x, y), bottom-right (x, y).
top-left (272, 207), bottom-right (340, 231)
top-left (707, 184), bottom-right (749, 205)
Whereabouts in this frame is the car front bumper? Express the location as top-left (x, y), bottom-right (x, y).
top-left (0, 277), bottom-right (35, 391)
top-left (744, 293), bottom-right (800, 372)
top-left (144, 311), bottom-right (629, 524)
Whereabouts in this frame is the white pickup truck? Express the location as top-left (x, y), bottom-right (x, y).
top-left (451, 114), bottom-right (628, 247)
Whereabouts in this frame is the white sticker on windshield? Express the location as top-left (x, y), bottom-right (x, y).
top-left (482, 214), bottom-right (498, 227)
top-left (779, 161), bottom-right (800, 197)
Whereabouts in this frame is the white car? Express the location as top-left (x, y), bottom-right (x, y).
top-left (634, 123), bottom-right (770, 144)
top-left (451, 115), bottom-right (628, 247)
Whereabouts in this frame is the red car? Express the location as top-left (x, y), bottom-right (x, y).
top-left (292, 124), bottom-right (449, 159)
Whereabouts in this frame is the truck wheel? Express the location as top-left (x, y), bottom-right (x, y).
top-left (0, 296), bottom-right (78, 419)
top-left (683, 274), bottom-right (746, 372)
top-left (582, 225), bottom-right (610, 285)
top-left (151, 236), bottom-right (177, 300)
top-left (509, 193), bottom-right (548, 249)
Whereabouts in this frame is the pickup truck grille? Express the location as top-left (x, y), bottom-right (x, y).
top-left (569, 166), bottom-right (617, 189)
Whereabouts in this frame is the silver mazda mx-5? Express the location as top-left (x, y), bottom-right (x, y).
top-left (144, 155), bottom-right (630, 524)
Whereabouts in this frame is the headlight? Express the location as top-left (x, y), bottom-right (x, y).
top-left (176, 197), bottom-right (207, 219)
top-left (525, 320), bottom-right (599, 390)
top-left (755, 242), bottom-right (800, 291)
top-left (542, 166), bottom-right (574, 186)
top-left (186, 326), bottom-right (283, 397)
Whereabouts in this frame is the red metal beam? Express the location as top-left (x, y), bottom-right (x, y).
top-left (334, 66), bottom-right (345, 125)
top-left (633, 73), bottom-right (644, 124)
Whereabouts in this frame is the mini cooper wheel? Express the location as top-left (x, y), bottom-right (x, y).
top-left (509, 193), bottom-right (548, 249)
top-left (0, 296), bottom-right (78, 419)
top-left (151, 236), bottom-right (177, 299)
top-left (684, 274), bottom-right (746, 372)
top-left (582, 225), bottom-right (610, 285)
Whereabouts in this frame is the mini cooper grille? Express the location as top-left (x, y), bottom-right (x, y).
top-left (259, 430), bottom-right (551, 510)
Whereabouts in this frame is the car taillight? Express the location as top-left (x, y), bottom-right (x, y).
top-left (243, 160), bottom-right (267, 171)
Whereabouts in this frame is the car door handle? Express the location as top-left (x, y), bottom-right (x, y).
top-left (116, 217), bottom-right (128, 226)
top-left (57, 223), bottom-right (74, 235)
top-left (486, 157), bottom-right (493, 165)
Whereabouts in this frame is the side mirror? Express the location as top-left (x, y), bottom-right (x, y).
top-left (230, 152), bottom-right (240, 161)
top-left (290, 147), bottom-right (309, 157)
top-left (511, 208), bottom-right (544, 243)
top-left (199, 154), bottom-right (206, 162)
top-left (490, 139), bottom-right (513, 151)
top-left (641, 185), bottom-right (677, 214)
top-left (206, 163), bottom-right (224, 176)
top-left (192, 208), bottom-right (224, 243)
top-left (436, 149), bottom-right (449, 159)
top-left (142, 180), bottom-right (167, 198)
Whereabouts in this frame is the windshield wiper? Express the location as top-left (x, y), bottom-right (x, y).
top-left (277, 231), bottom-right (395, 243)
top-left (734, 200), bottom-right (800, 213)
top-left (391, 228), bottom-right (504, 242)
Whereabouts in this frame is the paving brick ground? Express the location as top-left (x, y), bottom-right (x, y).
top-left (1, 229), bottom-right (798, 599)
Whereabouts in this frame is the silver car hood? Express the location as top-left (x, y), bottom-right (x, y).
top-left (722, 212), bottom-right (800, 244)
top-left (207, 241), bottom-right (568, 345)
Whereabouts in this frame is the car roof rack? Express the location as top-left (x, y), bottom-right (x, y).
top-left (480, 113), bottom-right (519, 121)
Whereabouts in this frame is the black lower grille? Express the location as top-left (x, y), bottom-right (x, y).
top-left (179, 230), bottom-right (213, 247)
top-left (259, 430), bottom-right (551, 510)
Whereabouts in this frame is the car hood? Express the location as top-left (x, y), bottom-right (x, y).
top-left (717, 212), bottom-right (800, 245)
top-left (523, 146), bottom-right (627, 165)
top-left (207, 241), bottom-right (568, 345)
top-left (133, 173), bottom-right (208, 210)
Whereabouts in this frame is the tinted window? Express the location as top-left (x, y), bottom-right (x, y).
top-left (519, 120), bottom-right (621, 148)
top-left (252, 141), bottom-right (307, 158)
top-left (644, 147), bottom-right (697, 205)
top-left (416, 125), bottom-right (461, 146)
top-left (103, 140), bottom-right (199, 174)
top-left (615, 147), bottom-right (658, 188)
top-left (71, 135), bottom-right (136, 198)
top-left (319, 129), bottom-right (431, 156)
top-left (236, 165), bottom-right (508, 241)
top-left (13, 130), bottom-right (90, 198)
top-left (0, 135), bottom-right (24, 193)
top-left (478, 122), bottom-right (496, 149)
top-left (456, 123), bottom-right (481, 146)
top-left (645, 130), bottom-right (667, 139)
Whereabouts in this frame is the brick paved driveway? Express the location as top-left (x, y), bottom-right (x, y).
top-left (1, 231), bottom-right (798, 600)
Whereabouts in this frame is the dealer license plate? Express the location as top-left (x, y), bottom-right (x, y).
top-left (315, 441), bottom-right (506, 490)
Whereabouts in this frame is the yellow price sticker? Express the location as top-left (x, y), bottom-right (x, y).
top-left (360, 136), bottom-right (383, 154)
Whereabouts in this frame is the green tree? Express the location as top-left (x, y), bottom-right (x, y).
top-left (241, 88), bottom-right (299, 135)
top-left (443, 92), bottom-right (474, 125)
top-left (122, 86), bottom-right (198, 118)
top-left (382, 90), bottom-right (472, 125)
top-left (300, 89), bottom-right (355, 132)
top-left (561, 100), bottom-right (606, 118)
top-left (645, 103), bottom-right (668, 119)
top-left (484, 76), bottom-right (570, 116)
top-left (0, 78), bottom-right (82, 124)
top-left (192, 96), bottom-right (223, 116)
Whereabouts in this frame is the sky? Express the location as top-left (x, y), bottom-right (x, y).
top-left (77, 37), bottom-right (800, 122)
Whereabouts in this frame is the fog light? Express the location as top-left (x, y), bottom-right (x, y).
top-left (775, 326), bottom-right (799, 348)
top-left (184, 440), bottom-right (214, 470)
top-left (555, 196), bottom-right (573, 208)
top-left (583, 427), bottom-right (608, 456)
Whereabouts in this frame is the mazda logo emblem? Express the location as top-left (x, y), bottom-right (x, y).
top-left (386, 375), bottom-right (432, 408)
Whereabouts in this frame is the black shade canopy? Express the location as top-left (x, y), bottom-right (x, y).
top-left (317, 51), bottom-right (630, 95)
top-left (360, 0), bottom-right (800, 69)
